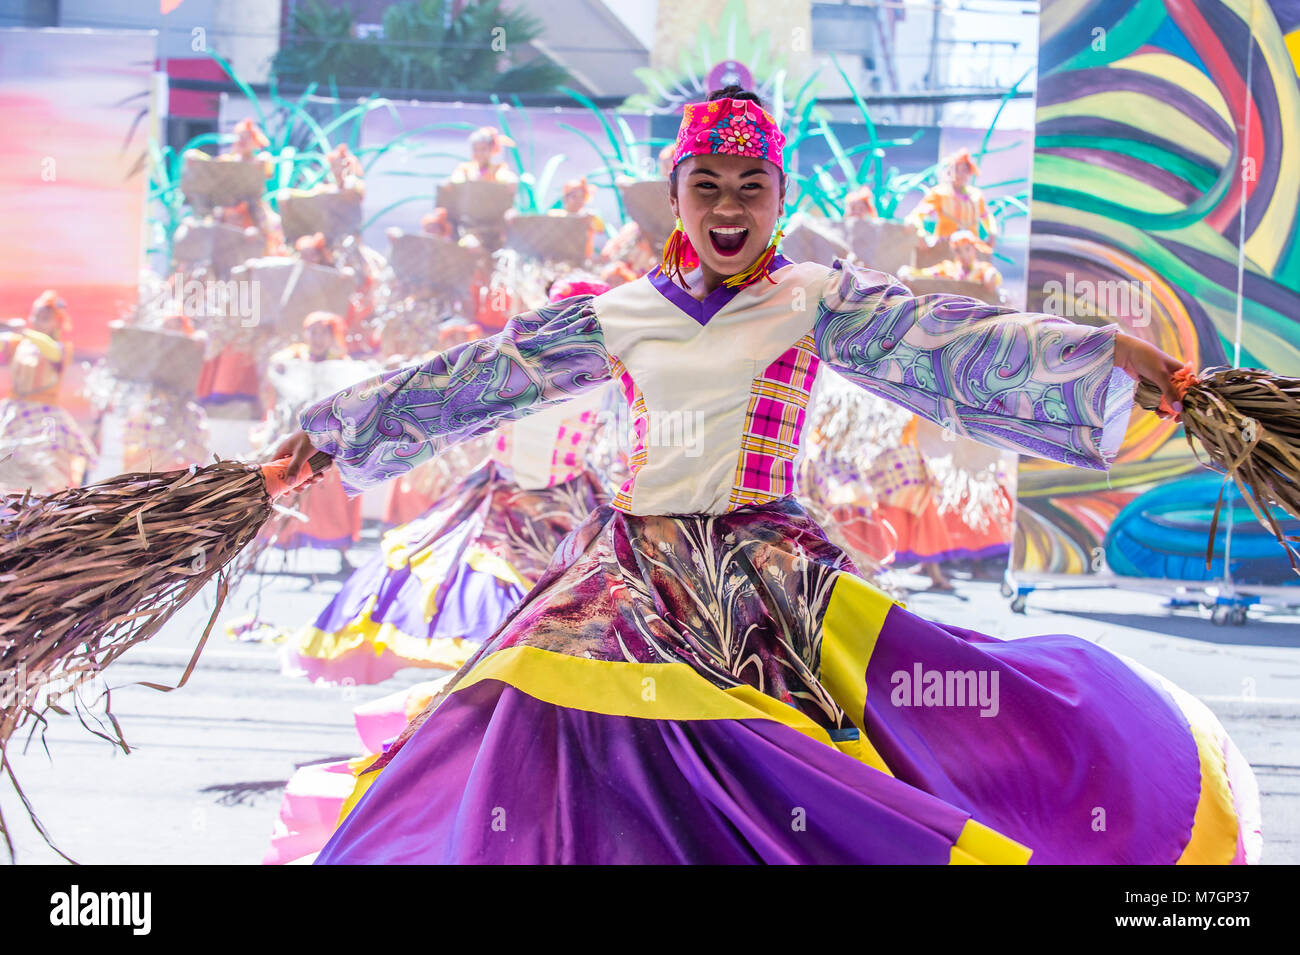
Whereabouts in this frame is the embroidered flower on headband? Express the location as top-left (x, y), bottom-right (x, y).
top-left (672, 97), bottom-right (785, 171)
top-left (710, 113), bottom-right (767, 157)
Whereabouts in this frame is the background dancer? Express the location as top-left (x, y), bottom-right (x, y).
top-left (283, 282), bottom-right (616, 686)
top-left (905, 148), bottom-right (998, 253)
top-left (900, 229), bottom-right (1003, 299)
top-left (0, 291), bottom-right (96, 494)
top-left (259, 312), bottom-right (365, 568)
top-left (449, 126), bottom-right (517, 184)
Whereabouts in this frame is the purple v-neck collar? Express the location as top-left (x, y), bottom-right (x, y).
top-left (648, 253), bottom-right (795, 326)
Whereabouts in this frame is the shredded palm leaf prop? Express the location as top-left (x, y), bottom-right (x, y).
top-left (1135, 366), bottom-right (1300, 572)
top-left (0, 450), bottom-right (331, 859)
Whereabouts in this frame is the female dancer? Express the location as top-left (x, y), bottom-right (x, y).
top-left (284, 285), bottom-right (615, 686)
top-left (449, 127), bottom-right (518, 184)
top-left (262, 312), bottom-right (364, 562)
top-left (900, 230), bottom-right (1003, 298)
top-left (905, 148), bottom-right (999, 250)
top-left (117, 310), bottom-right (211, 474)
top-left (0, 291), bottom-right (97, 494)
top-left (277, 88), bottom-right (1259, 864)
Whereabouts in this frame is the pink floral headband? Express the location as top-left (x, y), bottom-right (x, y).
top-left (671, 97), bottom-right (785, 172)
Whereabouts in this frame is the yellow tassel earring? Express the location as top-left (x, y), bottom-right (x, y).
top-left (660, 216), bottom-right (694, 287)
top-left (722, 221), bottom-right (785, 290)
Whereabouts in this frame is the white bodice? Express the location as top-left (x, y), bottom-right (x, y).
top-left (592, 261), bottom-right (832, 515)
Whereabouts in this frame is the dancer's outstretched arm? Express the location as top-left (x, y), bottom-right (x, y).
top-left (276, 295), bottom-right (611, 492)
top-left (812, 260), bottom-right (1183, 471)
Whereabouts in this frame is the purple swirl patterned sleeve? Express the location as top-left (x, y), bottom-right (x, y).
top-left (300, 296), bottom-right (612, 493)
top-left (812, 260), bottom-right (1135, 470)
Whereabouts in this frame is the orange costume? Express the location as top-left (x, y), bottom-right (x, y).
top-left (449, 160), bottom-right (517, 183)
top-left (421, 208), bottom-right (453, 239)
top-left (905, 149), bottom-right (997, 244)
top-left (600, 221), bottom-right (658, 280)
top-left (212, 119), bottom-right (282, 254)
top-left (226, 118), bottom-right (270, 159)
top-left (198, 343), bottom-right (262, 416)
top-left (295, 231), bottom-right (335, 267)
top-left (866, 417), bottom-right (956, 566)
top-left (327, 143), bottom-right (365, 196)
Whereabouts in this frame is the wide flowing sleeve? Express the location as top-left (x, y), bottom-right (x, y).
top-left (812, 261), bottom-right (1135, 470)
top-left (300, 295), bottom-right (612, 492)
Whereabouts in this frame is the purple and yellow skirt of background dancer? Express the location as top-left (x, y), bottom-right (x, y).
top-left (316, 493), bottom-right (1261, 864)
top-left (284, 443), bottom-right (608, 686)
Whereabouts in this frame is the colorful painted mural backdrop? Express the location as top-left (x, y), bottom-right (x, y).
top-left (1019, 0), bottom-right (1300, 579)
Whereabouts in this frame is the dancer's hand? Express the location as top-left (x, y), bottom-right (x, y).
top-left (1114, 333), bottom-right (1186, 421)
top-left (273, 430), bottom-right (330, 489)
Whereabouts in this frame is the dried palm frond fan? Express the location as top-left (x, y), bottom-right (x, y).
top-left (1135, 366), bottom-right (1300, 571)
top-left (0, 450), bottom-right (330, 858)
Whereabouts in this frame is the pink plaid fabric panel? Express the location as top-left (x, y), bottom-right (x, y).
top-left (728, 334), bottom-right (820, 509)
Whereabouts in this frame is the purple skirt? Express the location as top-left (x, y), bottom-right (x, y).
top-left (317, 496), bottom-right (1262, 864)
top-left (285, 460), bottom-right (607, 685)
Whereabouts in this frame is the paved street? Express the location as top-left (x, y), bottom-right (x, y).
top-left (3, 530), bottom-right (1297, 865)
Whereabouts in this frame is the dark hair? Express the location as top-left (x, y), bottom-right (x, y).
top-left (669, 86), bottom-right (784, 192)
top-left (706, 85), bottom-right (765, 109)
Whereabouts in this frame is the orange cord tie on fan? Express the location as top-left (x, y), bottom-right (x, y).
top-left (260, 451), bottom-right (332, 499)
top-left (1158, 363), bottom-right (1200, 418)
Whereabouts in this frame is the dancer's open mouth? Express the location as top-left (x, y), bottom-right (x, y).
top-left (708, 226), bottom-right (749, 257)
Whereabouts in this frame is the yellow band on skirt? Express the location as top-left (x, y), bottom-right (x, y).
top-left (337, 634), bottom-right (1033, 865)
